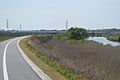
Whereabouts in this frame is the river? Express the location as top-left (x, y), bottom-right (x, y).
top-left (87, 37), bottom-right (120, 47)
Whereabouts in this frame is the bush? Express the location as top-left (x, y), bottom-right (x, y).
top-left (117, 36), bottom-right (120, 42)
top-left (67, 27), bottom-right (88, 40)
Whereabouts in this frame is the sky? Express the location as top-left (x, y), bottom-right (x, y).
top-left (0, 0), bottom-right (120, 30)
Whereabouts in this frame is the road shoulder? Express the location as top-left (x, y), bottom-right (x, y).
top-left (17, 37), bottom-right (52, 80)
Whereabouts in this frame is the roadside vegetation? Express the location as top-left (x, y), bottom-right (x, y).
top-left (0, 36), bottom-right (13, 42)
top-left (0, 31), bottom-right (30, 42)
top-left (0, 31), bottom-right (32, 42)
top-left (21, 27), bottom-right (120, 80)
top-left (20, 38), bottom-right (68, 80)
top-left (21, 27), bottom-right (88, 80)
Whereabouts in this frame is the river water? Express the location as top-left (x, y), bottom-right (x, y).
top-left (87, 37), bottom-right (120, 47)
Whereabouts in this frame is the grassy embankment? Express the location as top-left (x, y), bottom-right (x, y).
top-left (0, 37), bottom-right (13, 42)
top-left (22, 35), bottom-right (120, 80)
top-left (20, 36), bottom-right (86, 80)
top-left (20, 38), bottom-right (70, 80)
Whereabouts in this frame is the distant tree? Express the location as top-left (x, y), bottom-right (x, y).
top-left (67, 27), bottom-right (88, 40)
top-left (91, 32), bottom-right (95, 37)
top-left (117, 36), bottom-right (120, 42)
top-left (96, 33), bottom-right (102, 37)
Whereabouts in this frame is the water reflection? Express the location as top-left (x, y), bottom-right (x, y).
top-left (88, 37), bottom-right (120, 47)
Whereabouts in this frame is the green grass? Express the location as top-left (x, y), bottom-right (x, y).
top-left (0, 37), bottom-right (13, 42)
top-left (52, 34), bottom-right (69, 40)
top-left (49, 34), bottom-right (89, 45)
top-left (67, 39), bottom-right (90, 44)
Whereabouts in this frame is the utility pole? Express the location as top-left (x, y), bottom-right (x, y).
top-left (6, 19), bottom-right (9, 30)
top-left (66, 20), bottom-right (68, 30)
top-left (20, 24), bottom-right (22, 30)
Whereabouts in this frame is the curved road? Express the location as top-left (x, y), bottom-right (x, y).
top-left (0, 38), bottom-right (41, 80)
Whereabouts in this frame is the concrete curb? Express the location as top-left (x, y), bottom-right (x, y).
top-left (17, 37), bottom-right (52, 80)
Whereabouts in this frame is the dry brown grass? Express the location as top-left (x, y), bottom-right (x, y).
top-left (19, 38), bottom-right (68, 80)
top-left (28, 36), bottom-right (120, 80)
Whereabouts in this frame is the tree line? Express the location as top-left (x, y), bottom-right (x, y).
top-left (0, 32), bottom-right (32, 37)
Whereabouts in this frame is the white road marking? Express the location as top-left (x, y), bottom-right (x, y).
top-left (3, 39), bottom-right (15, 80)
top-left (2, 37), bottom-right (52, 80)
top-left (17, 37), bottom-right (52, 80)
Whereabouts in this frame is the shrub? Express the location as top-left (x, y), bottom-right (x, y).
top-left (67, 27), bottom-right (88, 40)
top-left (117, 36), bottom-right (120, 42)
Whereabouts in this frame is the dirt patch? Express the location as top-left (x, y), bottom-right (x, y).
top-left (29, 36), bottom-right (120, 80)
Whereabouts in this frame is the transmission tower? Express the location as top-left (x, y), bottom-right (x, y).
top-left (20, 24), bottom-right (22, 30)
top-left (6, 19), bottom-right (9, 30)
top-left (66, 20), bottom-right (68, 30)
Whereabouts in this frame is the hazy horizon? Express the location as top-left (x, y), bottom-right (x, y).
top-left (0, 0), bottom-right (120, 30)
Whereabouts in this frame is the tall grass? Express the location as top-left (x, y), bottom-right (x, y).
top-left (26, 39), bottom-right (85, 80)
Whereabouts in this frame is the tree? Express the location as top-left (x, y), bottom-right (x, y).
top-left (67, 27), bottom-right (88, 40)
top-left (117, 36), bottom-right (120, 42)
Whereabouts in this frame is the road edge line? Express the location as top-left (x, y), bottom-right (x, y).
top-left (3, 39), bottom-right (15, 80)
top-left (17, 37), bottom-right (52, 80)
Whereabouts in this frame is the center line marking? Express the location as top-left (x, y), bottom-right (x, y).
top-left (3, 39), bottom-right (15, 80)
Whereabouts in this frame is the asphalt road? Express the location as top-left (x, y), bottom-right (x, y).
top-left (0, 38), bottom-right (41, 80)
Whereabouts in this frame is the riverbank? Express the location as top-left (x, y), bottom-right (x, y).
top-left (25, 35), bottom-right (120, 80)
top-left (106, 35), bottom-right (120, 42)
